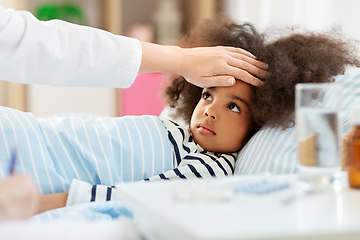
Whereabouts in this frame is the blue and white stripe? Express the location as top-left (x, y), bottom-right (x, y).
top-left (67, 118), bottom-right (237, 205)
top-left (145, 118), bottom-right (237, 181)
top-left (0, 109), bottom-right (173, 194)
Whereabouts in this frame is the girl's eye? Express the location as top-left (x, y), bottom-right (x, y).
top-left (202, 92), bottom-right (212, 101)
top-left (229, 103), bottom-right (241, 113)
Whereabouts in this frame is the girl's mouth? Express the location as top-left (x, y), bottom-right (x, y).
top-left (197, 123), bottom-right (216, 135)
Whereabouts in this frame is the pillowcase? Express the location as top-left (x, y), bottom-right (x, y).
top-left (235, 73), bottom-right (360, 175)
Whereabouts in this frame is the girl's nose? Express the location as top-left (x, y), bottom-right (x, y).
top-left (204, 107), bottom-right (217, 120)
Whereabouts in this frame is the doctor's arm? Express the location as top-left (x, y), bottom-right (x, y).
top-left (0, 6), bottom-right (266, 89)
top-left (140, 41), bottom-right (267, 87)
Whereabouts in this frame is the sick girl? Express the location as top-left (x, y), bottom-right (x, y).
top-left (0, 16), bottom-right (358, 213)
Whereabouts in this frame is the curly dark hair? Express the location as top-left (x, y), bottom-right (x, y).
top-left (164, 16), bottom-right (360, 143)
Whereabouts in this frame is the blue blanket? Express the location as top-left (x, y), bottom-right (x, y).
top-left (32, 201), bottom-right (133, 222)
top-left (0, 107), bottom-right (173, 194)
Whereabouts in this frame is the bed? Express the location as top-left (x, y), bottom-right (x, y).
top-left (1, 73), bottom-right (360, 223)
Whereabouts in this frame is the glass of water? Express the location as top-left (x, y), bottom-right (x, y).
top-left (295, 83), bottom-right (342, 179)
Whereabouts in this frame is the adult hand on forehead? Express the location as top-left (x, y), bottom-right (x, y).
top-left (179, 46), bottom-right (268, 88)
top-left (140, 42), bottom-right (267, 88)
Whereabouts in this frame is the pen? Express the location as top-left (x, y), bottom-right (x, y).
top-left (9, 147), bottom-right (17, 175)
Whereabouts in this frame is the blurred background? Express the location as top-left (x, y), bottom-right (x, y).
top-left (0, 0), bottom-right (359, 118)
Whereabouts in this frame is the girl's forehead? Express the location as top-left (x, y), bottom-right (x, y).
top-left (207, 80), bottom-right (253, 100)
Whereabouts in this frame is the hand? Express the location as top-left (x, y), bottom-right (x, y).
top-left (0, 174), bottom-right (39, 220)
top-left (179, 46), bottom-right (268, 88)
top-left (139, 42), bottom-right (267, 88)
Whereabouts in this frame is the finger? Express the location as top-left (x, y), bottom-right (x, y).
top-left (223, 46), bottom-right (257, 59)
top-left (196, 76), bottom-right (236, 88)
top-left (228, 51), bottom-right (268, 70)
top-left (225, 66), bottom-right (264, 87)
top-left (226, 57), bottom-right (268, 80)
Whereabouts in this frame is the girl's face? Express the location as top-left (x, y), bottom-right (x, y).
top-left (190, 80), bottom-right (253, 153)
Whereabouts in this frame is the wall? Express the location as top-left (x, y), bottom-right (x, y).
top-left (119, 0), bottom-right (220, 116)
top-left (226, 0), bottom-right (360, 74)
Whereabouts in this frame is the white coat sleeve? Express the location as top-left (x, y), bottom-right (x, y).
top-left (0, 6), bottom-right (142, 88)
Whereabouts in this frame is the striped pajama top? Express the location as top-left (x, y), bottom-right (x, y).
top-left (66, 118), bottom-right (237, 205)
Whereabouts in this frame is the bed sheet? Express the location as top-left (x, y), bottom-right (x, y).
top-left (0, 107), bottom-right (173, 194)
top-left (32, 201), bottom-right (132, 222)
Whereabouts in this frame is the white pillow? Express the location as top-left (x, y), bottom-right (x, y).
top-left (235, 73), bottom-right (360, 175)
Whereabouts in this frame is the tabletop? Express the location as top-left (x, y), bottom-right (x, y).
top-left (116, 173), bottom-right (360, 240)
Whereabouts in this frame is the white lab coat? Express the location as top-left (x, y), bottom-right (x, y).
top-left (0, 6), bottom-right (142, 88)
